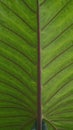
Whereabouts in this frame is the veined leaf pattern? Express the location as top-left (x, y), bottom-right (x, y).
top-left (0, 0), bottom-right (73, 130)
top-left (0, 0), bottom-right (38, 130)
top-left (40, 0), bottom-right (73, 130)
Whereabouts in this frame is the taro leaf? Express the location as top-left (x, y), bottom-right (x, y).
top-left (0, 0), bottom-right (73, 130)
top-left (0, 0), bottom-right (38, 129)
top-left (41, 0), bottom-right (73, 130)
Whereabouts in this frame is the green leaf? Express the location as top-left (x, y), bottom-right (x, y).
top-left (0, 0), bottom-right (38, 129)
top-left (0, 0), bottom-right (73, 130)
top-left (41, 0), bottom-right (73, 130)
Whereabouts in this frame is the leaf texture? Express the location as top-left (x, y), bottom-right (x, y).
top-left (0, 0), bottom-right (38, 130)
top-left (40, 0), bottom-right (73, 129)
top-left (0, 0), bottom-right (73, 130)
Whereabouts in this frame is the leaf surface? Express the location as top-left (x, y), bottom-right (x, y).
top-left (0, 0), bottom-right (38, 129)
top-left (0, 0), bottom-right (73, 130)
top-left (40, 0), bottom-right (73, 129)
